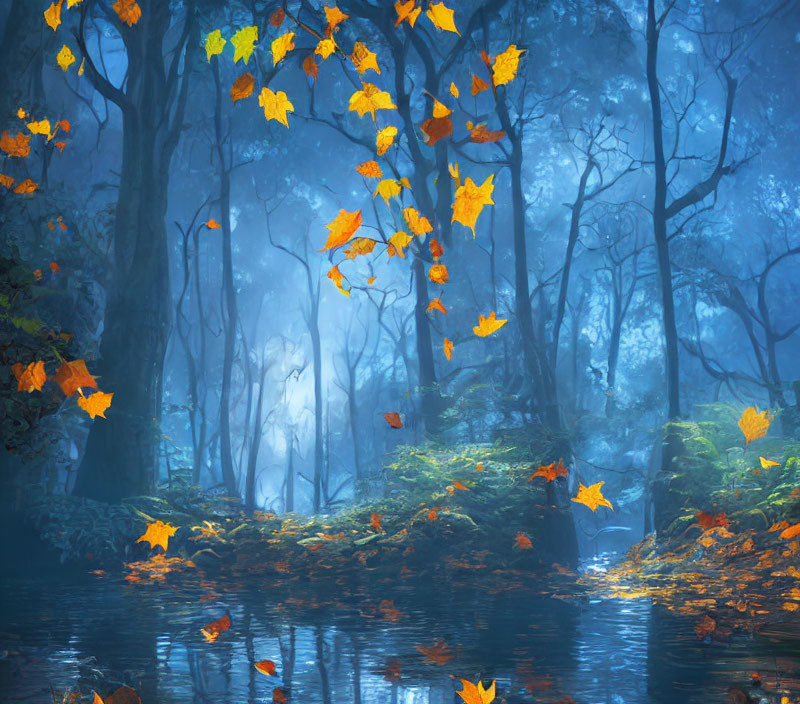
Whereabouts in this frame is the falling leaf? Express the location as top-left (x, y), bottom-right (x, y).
top-left (471, 74), bottom-right (489, 96)
top-left (388, 230), bottom-right (413, 257)
top-left (371, 513), bottom-right (383, 531)
top-left (367, 276), bottom-right (376, 285)
top-left (452, 480), bottom-right (469, 491)
top-left (13, 179), bottom-right (38, 194)
top-left (383, 412), bottom-right (403, 428)
top-left (452, 174), bottom-right (494, 236)
top-left (572, 482), bottom-right (613, 511)
top-left (376, 125), bottom-right (398, 155)
top-left (529, 458), bottom-right (568, 482)
top-left (403, 207), bottom-right (432, 235)
top-left (77, 390), bottom-right (114, 419)
top-left (492, 45), bottom-right (525, 86)
top-left (344, 237), bottom-right (376, 259)
top-left (349, 82), bottom-right (397, 120)
top-left (457, 679), bottom-right (496, 704)
top-left (54, 359), bottom-right (97, 397)
top-left (738, 406), bottom-right (772, 445)
top-left (206, 219), bottom-right (221, 229)
top-left (515, 532), bottom-right (533, 550)
top-left (769, 520), bottom-right (790, 532)
top-left (230, 72), bottom-right (255, 102)
top-left (420, 116), bottom-right (453, 146)
top-left (315, 38), bottom-right (337, 60)
top-left (303, 54), bottom-right (319, 81)
top-left (16, 107), bottom-right (27, 119)
top-left (272, 688), bottom-right (287, 704)
top-left (415, 639), bottom-right (453, 664)
top-left (27, 119), bottom-right (51, 137)
top-left (470, 124), bottom-right (505, 143)
top-left (325, 5), bottom-right (349, 30)
top-left (56, 119), bottom-right (71, 133)
top-left (136, 520), bottom-right (178, 553)
top-left (443, 337), bottom-right (453, 360)
top-left (780, 523), bottom-right (800, 540)
top-left (428, 264), bottom-right (449, 284)
top-left (429, 238), bottom-right (443, 260)
top-left (269, 8), bottom-right (286, 27)
top-left (427, 297), bottom-right (447, 314)
top-left (231, 26), bottom-right (258, 64)
top-left (201, 614), bottom-right (231, 642)
top-left (44, 0), bottom-right (63, 31)
top-left (473, 311), bottom-right (507, 337)
top-left (321, 209), bottom-right (362, 251)
top-left (271, 32), bottom-right (295, 65)
top-left (57, 45), bottom-right (76, 72)
top-left (395, 0), bottom-right (421, 26)
top-left (258, 87), bottom-right (294, 127)
top-left (327, 264), bottom-right (351, 296)
top-left (759, 456), bottom-right (780, 469)
top-left (78, 57), bottom-right (85, 75)
top-left (0, 131), bottom-right (31, 157)
top-left (112, 0), bottom-right (142, 26)
top-left (449, 82), bottom-right (459, 98)
top-left (356, 160), bottom-right (382, 178)
top-left (55, 141), bottom-right (66, 152)
top-left (205, 29), bottom-right (226, 61)
top-left (426, 2), bottom-right (459, 34)
top-left (351, 41), bottom-right (380, 74)
top-left (0, 174), bottom-right (13, 189)
top-left (12, 361), bottom-right (47, 392)
top-left (255, 660), bottom-right (278, 677)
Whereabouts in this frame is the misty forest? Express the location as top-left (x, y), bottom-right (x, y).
top-left (1, 0), bottom-right (799, 702)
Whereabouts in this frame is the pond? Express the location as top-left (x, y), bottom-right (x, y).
top-left (2, 555), bottom-right (799, 704)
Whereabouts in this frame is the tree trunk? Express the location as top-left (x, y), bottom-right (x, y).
top-left (284, 432), bottom-right (295, 513)
top-left (310, 289), bottom-right (323, 513)
top-left (244, 361), bottom-right (267, 511)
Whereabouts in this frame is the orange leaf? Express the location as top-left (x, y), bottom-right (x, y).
top-left (44, 0), bottom-right (63, 31)
top-left (383, 411), bottom-right (403, 428)
top-left (327, 264), bottom-right (351, 296)
top-left (768, 520), bottom-right (790, 532)
top-left (452, 480), bottom-right (469, 491)
top-left (12, 361), bottom-right (47, 392)
top-left (371, 513), bottom-right (383, 531)
top-left (395, 0), bottom-right (421, 26)
top-left (419, 116), bottom-right (453, 146)
top-left (429, 238), bottom-right (444, 260)
top-left (201, 614), bottom-right (231, 642)
top-left (324, 5), bottom-right (349, 30)
top-left (77, 390), bottom-right (114, 419)
top-left (343, 237), bottom-right (376, 259)
top-left (515, 531), bottom-right (532, 550)
top-left (50, 261), bottom-right (60, 272)
top-left (56, 119), bottom-right (71, 133)
top-left (13, 179), bottom-right (38, 194)
top-left (302, 54), bottom-right (319, 81)
top-left (414, 639), bottom-right (453, 665)
top-left (473, 311), bottom-right (507, 337)
top-left (572, 482), bottom-right (613, 512)
top-left (428, 508), bottom-right (440, 521)
top-left (54, 359), bottom-right (97, 397)
top-left (0, 174), bottom-right (14, 188)
top-left (780, 523), bottom-right (800, 540)
top-left (427, 297), bottom-right (447, 314)
top-left (471, 74), bottom-right (489, 96)
top-left (272, 688), bottom-right (288, 704)
top-left (206, 219), bottom-right (221, 229)
top-left (230, 72), bottom-right (256, 102)
top-left (470, 124), bottom-right (505, 143)
top-left (356, 160), bottom-right (382, 178)
top-left (33, 269), bottom-right (43, 280)
top-left (255, 660), bottom-right (277, 676)
top-left (443, 337), bottom-right (453, 360)
top-left (320, 209), bottom-right (362, 251)
top-left (136, 520), bottom-right (178, 553)
top-left (112, 0), bottom-right (141, 26)
top-left (695, 511), bottom-right (730, 530)
top-left (529, 458), bottom-right (568, 482)
top-left (457, 679), bottom-right (496, 704)
top-left (0, 131), bottom-right (31, 157)
top-left (403, 206), bottom-right (432, 235)
top-left (428, 264), bottom-right (448, 284)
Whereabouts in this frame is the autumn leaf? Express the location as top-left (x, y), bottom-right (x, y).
top-left (230, 72), bottom-right (255, 102)
top-left (443, 337), bottom-right (453, 360)
top-left (356, 160), bottom-right (382, 178)
top-left (376, 125), bottom-right (398, 155)
top-left (231, 26), bottom-right (258, 64)
top-left (403, 206), bottom-right (433, 235)
top-left (12, 361), bottom-right (46, 392)
top-left (324, 5), bottom-right (349, 30)
top-left (136, 520), bottom-right (178, 553)
top-left (255, 660), bottom-right (278, 677)
top-left (427, 297), bottom-right (447, 314)
top-left (271, 32), bottom-right (295, 65)
top-left (321, 209), bottom-right (362, 251)
top-left (258, 87), bottom-right (294, 127)
top-left (452, 174), bottom-right (494, 235)
top-left (0, 131), bottom-right (31, 157)
top-left (303, 54), bottom-right (319, 81)
top-left (420, 116), bottom-right (453, 146)
top-left (272, 688), bottom-right (287, 704)
top-left (515, 531), bottom-right (533, 550)
top-left (529, 458), bottom-right (568, 482)
top-left (327, 264), bottom-right (351, 296)
top-left (112, 0), bottom-right (142, 26)
top-left (426, 2), bottom-right (459, 34)
top-left (374, 178), bottom-right (406, 205)
top-left (429, 238), bottom-right (444, 260)
top-left (315, 38), bottom-right (337, 60)
top-left (428, 264), bottom-right (449, 284)
top-left (44, 0), bottom-right (63, 31)
top-left (13, 179), bottom-right (38, 194)
top-left (54, 359), bottom-right (97, 396)
top-left (55, 119), bottom-right (71, 134)
top-left (349, 82), bottom-right (397, 120)
top-left (351, 41), bottom-right (380, 74)
top-left (759, 456), bottom-right (780, 468)
top-left (201, 614), bottom-right (231, 642)
top-left (27, 119), bottom-right (52, 137)
top-left (471, 74), bottom-right (489, 96)
top-left (470, 124), bottom-right (505, 143)
top-left (371, 513), bottom-right (383, 531)
top-left (205, 29), bottom-right (226, 61)
top-left (383, 412), bottom-right (403, 428)
top-left (768, 520), bottom-right (790, 532)
top-left (57, 45), bottom-right (76, 72)
top-left (695, 511), bottom-right (730, 530)
top-left (452, 480), bottom-right (469, 491)
top-left (0, 174), bottom-right (13, 189)
top-left (457, 679), bottom-right (496, 704)
top-left (780, 523), bottom-right (800, 541)
top-left (388, 231), bottom-right (413, 258)
top-left (738, 406), bottom-right (772, 445)
top-left (492, 45), bottom-right (525, 86)
top-left (572, 482), bottom-right (613, 511)
top-left (415, 639), bottom-right (453, 664)
top-left (269, 8), bottom-right (286, 27)
top-left (395, 0), bottom-right (421, 27)
top-left (77, 390), bottom-right (114, 419)
top-left (473, 311), bottom-right (507, 337)
top-left (205, 219), bottom-right (221, 229)
top-left (449, 82), bottom-right (459, 98)
top-left (344, 237), bottom-right (376, 259)
top-left (33, 269), bottom-right (43, 280)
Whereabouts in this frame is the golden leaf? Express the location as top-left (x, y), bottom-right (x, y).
top-left (258, 87), bottom-right (294, 127)
top-left (112, 0), bottom-right (141, 26)
top-left (395, 0), bottom-right (421, 27)
top-left (428, 263), bottom-right (448, 283)
top-left (349, 82), bottom-right (397, 121)
top-left (457, 679), bottom-right (495, 704)
top-left (0, 131), bottom-right (31, 157)
top-left (350, 41), bottom-right (380, 74)
top-left (452, 174), bottom-right (494, 236)
top-left (738, 406), bottom-right (772, 446)
top-left (376, 125), bottom-right (398, 155)
top-left (471, 74), bottom-right (489, 95)
top-left (27, 119), bottom-right (51, 137)
top-left (473, 311), bottom-right (507, 336)
top-left (343, 237), bottom-right (376, 259)
top-left (271, 32), bottom-right (295, 65)
top-left (13, 178), bottom-right (37, 194)
top-left (327, 264), bottom-right (351, 296)
top-left (321, 209), bottom-right (362, 251)
top-left (230, 72), bottom-right (255, 103)
top-left (356, 160), bottom-right (382, 178)
top-left (136, 520), bottom-right (178, 552)
top-left (44, 0), bottom-right (63, 31)
top-left (57, 45), bottom-right (76, 72)
top-left (373, 178), bottom-right (406, 205)
top-left (492, 44), bottom-right (525, 86)
top-left (388, 230), bottom-right (413, 258)
top-left (572, 481), bottom-right (614, 511)
top-left (402, 206), bottom-right (432, 235)
top-left (231, 25), bottom-right (258, 64)
top-left (426, 2), bottom-right (459, 34)
top-left (205, 29), bottom-right (226, 62)
top-left (0, 174), bottom-right (14, 189)
top-left (427, 297), bottom-right (447, 314)
top-left (325, 5), bottom-right (349, 30)
top-left (449, 81), bottom-right (459, 98)
top-left (77, 390), bottom-right (114, 419)
top-left (759, 456), bottom-right (780, 469)
top-left (315, 38), bottom-right (337, 60)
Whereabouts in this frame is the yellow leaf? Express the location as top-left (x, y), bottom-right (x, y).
top-left (426, 2), bottom-right (459, 34)
top-left (388, 230), bottom-right (413, 258)
top-left (572, 481), bottom-right (614, 511)
top-left (429, 95), bottom-right (452, 118)
top-left (44, 0), bottom-right (63, 31)
top-left (373, 178), bottom-right (405, 205)
top-left (67, 0), bottom-right (83, 6)
top-left (492, 44), bottom-right (525, 86)
top-left (231, 25), bottom-right (258, 64)
top-left (27, 119), bottom-right (52, 137)
top-left (443, 337), bottom-right (453, 360)
top-left (473, 311), bottom-right (507, 336)
top-left (395, 0), bottom-right (421, 27)
top-left (367, 276), bottom-right (376, 285)
top-left (452, 174), bottom-right (494, 236)
top-left (376, 125), bottom-right (398, 155)
top-left (457, 679), bottom-right (496, 704)
top-left (428, 263), bottom-right (448, 283)
top-left (343, 237), bottom-right (376, 259)
top-left (403, 206), bottom-right (432, 235)
top-left (327, 265), bottom-right (351, 296)
top-left (324, 5), bottom-right (349, 30)
top-left (230, 72), bottom-right (255, 103)
top-left (205, 29), bottom-right (226, 62)
top-left (136, 520), bottom-right (178, 553)
top-left (471, 74), bottom-right (489, 95)
top-left (759, 456), bottom-right (780, 469)
top-left (321, 210), bottom-right (362, 251)
top-left (271, 31), bottom-right (295, 65)
top-left (350, 41), bottom-right (380, 75)
top-left (78, 57), bottom-right (85, 75)
top-left (77, 390), bottom-right (114, 419)
top-left (56, 45), bottom-right (76, 72)
top-left (349, 82), bottom-right (397, 121)
top-left (258, 87), bottom-right (294, 127)
top-left (315, 38), bottom-right (337, 60)
top-left (448, 161), bottom-right (461, 187)
top-left (16, 107), bottom-right (26, 119)
top-left (449, 82), bottom-right (459, 98)
top-left (356, 160), bottom-right (382, 178)
top-left (738, 406), bottom-right (772, 446)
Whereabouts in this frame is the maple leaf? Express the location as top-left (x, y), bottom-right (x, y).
top-left (0, 131), bottom-right (31, 157)
top-left (112, 0), bottom-right (142, 26)
top-left (349, 82), bottom-right (397, 120)
top-left (473, 311), bottom-right (507, 336)
top-left (470, 124), bottom-right (505, 143)
top-left (426, 2), bottom-right (459, 34)
top-left (269, 8), bottom-right (286, 27)
top-left (371, 513), bottom-right (383, 531)
top-left (231, 26), bottom-right (258, 64)
top-left (388, 230), bottom-right (413, 257)
top-left (271, 32), bottom-right (295, 65)
top-left (515, 531), bottom-right (533, 550)
top-left (77, 390), bottom-right (114, 419)
top-left (136, 520), bottom-right (178, 552)
top-left (449, 82), bottom-right (459, 98)
top-left (383, 412), bottom-right (403, 428)
top-left (443, 337), bottom-right (453, 360)
top-left (738, 406), bottom-right (772, 445)
top-left (356, 160), bottom-right (382, 178)
top-left (315, 38), bottom-right (337, 60)
top-left (57, 45), bottom-right (76, 72)
top-left (403, 206), bottom-right (432, 235)
top-left (492, 45), bottom-right (525, 86)
top-left (428, 264), bottom-right (449, 284)
top-left (529, 458), bottom-right (568, 482)
top-left (415, 639), bottom-right (453, 664)
top-left (395, 0), bottom-right (421, 26)
top-left (452, 174), bottom-right (494, 235)
top-left (344, 237), bottom-right (376, 259)
top-left (230, 72), bottom-right (255, 103)
top-left (321, 209), bottom-right (362, 251)
top-left (376, 125), bottom-right (398, 155)
top-left (201, 614), bottom-right (231, 642)
top-left (351, 41), bottom-right (380, 74)
top-left (427, 297), bottom-right (447, 314)
top-left (13, 179), bottom-right (38, 194)
top-left (44, 0), bottom-right (63, 31)
top-left (327, 264), bottom-right (351, 296)
top-left (54, 359), bottom-right (97, 396)
top-left (457, 679), bottom-right (496, 704)
top-left (205, 29), bottom-right (226, 62)
top-left (471, 74), bottom-right (489, 96)
top-left (258, 87), bottom-right (294, 127)
top-left (303, 54), bottom-right (319, 81)
top-left (12, 361), bottom-right (46, 392)
top-left (325, 5), bottom-right (349, 30)
top-left (420, 116), bottom-right (453, 146)
top-left (572, 482), bottom-right (613, 511)
top-left (255, 660), bottom-right (278, 676)
top-left (429, 238), bottom-right (444, 260)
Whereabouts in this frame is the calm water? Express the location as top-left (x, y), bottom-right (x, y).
top-left (1, 555), bottom-right (798, 704)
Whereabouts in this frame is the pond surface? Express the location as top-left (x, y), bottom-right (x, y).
top-left (1, 555), bottom-right (799, 704)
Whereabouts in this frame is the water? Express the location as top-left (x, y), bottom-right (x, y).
top-left (1, 556), bottom-right (798, 703)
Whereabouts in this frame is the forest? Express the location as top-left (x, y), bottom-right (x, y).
top-left (0, 0), bottom-right (799, 702)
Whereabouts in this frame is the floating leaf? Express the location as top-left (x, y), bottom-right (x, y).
top-left (426, 2), bottom-right (459, 34)
top-left (136, 520), bottom-right (178, 553)
top-left (415, 639), bottom-right (452, 664)
top-left (343, 237), bottom-right (376, 259)
top-left (759, 456), bottom-right (780, 469)
top-left (258, 87), bottom-right (294, 127)
top-left (206, 219), bottom-right (221, 229)
top-left (695, 511), bottom-right (730, 530)
top-left (321, 209), bottom-right (362, 251)
top-left (427, 297), bottom-right (447, 314)
top-left (780, 523), bottom-right (800, 541)
top-left (383, 412), bottom-right (403, 428)
top-left (371, 513), bottom-right (383, 531)
top-left (472, 311), bottom-right (506, 337)
top-left (349, 82), bottom-right (397, 120)
top-left (201, 614), bottom-right (231, 642)
top-left (0, 174), bottom-right (13, 188)
top-left (230, 72), bottom-right (255, 102)
top-left (529, 458), bottom-right (568, 482)
top-left (572, 482), bottom-right (613, 511)
top-left (738, 406), bottom-right (772, 446)
top-left (327, 264), bottom-right (351, 296)
top-left (54, 359), bottom-right (97, 397)
top-left (255, 660), bottom-right (278, 677)
top-left (470, 123), bottom-right (505, 143)
top-left (492, 44), bottom-right (525, 86)
top-left (515, 532), bottom-right (532, 550)
top-left (457, 679), bottom-right (495, 704)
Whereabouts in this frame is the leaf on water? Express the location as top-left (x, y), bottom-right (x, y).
top-left (415, 639), bottom-right (453, 664)
top-left (255, 659), bottom-right (277, 676)
top-left (201, 614), bottom-right (231, 642)
top-left (457, 679), bottom-right (496, 704)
